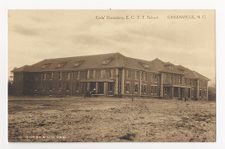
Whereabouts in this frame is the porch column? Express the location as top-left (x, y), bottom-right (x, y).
top-left (189, 88), bottom-right (192, 99)
top-left (87, 82), bottom-right (90, 91)
top-left (87, 69), bottom-right (90, 79)
top-left (104, 82), bottom-right (108, 96)
top-left (121, 69), bottom-right (125, 95)
top-left (96, 82), bottom-right (98, 94)
top-left (206, 81), bottom-right (209, 100)
top-left (171, 87), bottom-right (174, 98)
top-left (178, 88), bottom-right (181, 98)
top-left (93, 70), bottom-right (96, 79)
top-left (114, 68), bottom-right (119, 95)
top-left (139, 71), bottom-right (142, 96)
top-left (160, 73), bottom-right (164, 98)
top-left (196, 80), bottom-right (200, 100)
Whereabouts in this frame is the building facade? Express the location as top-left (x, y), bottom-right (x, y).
top-left (12, 53), bottom-right (209, 100)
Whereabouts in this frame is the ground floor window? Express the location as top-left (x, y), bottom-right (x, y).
top-left (98, 82), bottom-right (104, 94)
top-left (164, 87), bottom-right (171, 97)
top-left (108, 82), bottom-right (114, 91)
top-left (199, 89), bottom-right (203, 97)
top-left (134, 84), bottom-right (139, 93)
top-left (191, 88), bottom-right (196, 98)
top-left (108, 82), bottom-right (114, 95)
top-left (142, 84), bottom-right (147, 94)
top-left (150, 86), bottom-right (159, 96)
top-left (80, 82), bottom-right (87, 93)
top-left (90, 82), bottom-right (96, 91)
top-left (72, 82), bottom-right (80, 93)
top-left (125, 83), bottom-right (130, 93)
top-left (65, 83), bottom-right (69, 91)
top-left (174, 87), bottom-right (179, 97)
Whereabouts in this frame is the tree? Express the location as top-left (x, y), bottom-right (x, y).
top-left (208, 86), bottom-right (216, 101)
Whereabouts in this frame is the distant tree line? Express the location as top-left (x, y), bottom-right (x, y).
top-left (8, 80), bottom-right (14, 95)
top-left (208, 86), bottom-right (216, 101)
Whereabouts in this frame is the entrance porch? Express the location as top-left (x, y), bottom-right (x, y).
top-left (163, 85), bottom-right (191, 99)
top-left (79, 81), bottom-right (115, 96)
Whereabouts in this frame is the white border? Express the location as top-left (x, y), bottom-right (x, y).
top-left (1, 0), bottom-right (225, 149)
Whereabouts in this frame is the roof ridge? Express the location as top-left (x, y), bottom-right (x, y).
top-left (44, 52), bottom-right (123, 61)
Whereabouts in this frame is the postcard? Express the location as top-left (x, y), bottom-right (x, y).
top-left (8, 10), bottom-right (216, 142)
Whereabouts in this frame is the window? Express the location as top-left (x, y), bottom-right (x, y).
top-left (43, 73), bottom-right (47, 80)
top-left (73, 71), bottom-right (80, 80)
top-left (150, 86), bottom-right (159, 96)
top-left (174, 87), bottom-right (179, 97)
top-left (41, 63), bottom-right (51, 69)
top-left (135, 71), bottom-right (138, 80)
top-left (126, 70), bottom-right (131, 79)
top-left (67, 73), bottom-right (71, 80)
top-left (87, 70), bottom-right (90, 79)
top-left (75, 83), bottom-right (79, 92)
top-left (142, 72), bottom-right (147, 81)
top-left (153, 74), bottom-right (158, 83)
top-left (51, 72), bottom-right (53, 80)
top-left (108, 82), bottom-right (114, 92)
top-left (100, 69), bottom-right (105, 78)
top-left (73, 82), bottom-right (80, 93)
top-left (102, 57), bottom-right (114, 65)
top-left (110, 69), bottom-right (114, 78)
top-left (46, 73), bottom-right (51, 80)
top-left (164, 63), bottom-right (174, 71)
top-left (178, 76), bottom-right (182, 84)
top-left (58, 83), bottom-right (62, 90)
top-left (59, 72), bottom-right (62, 80)
top-left (48, 83), bottom-right (53, 91)
top-left (134, 84), bottom-right (139, 92)
top-left (142, 85), bottom-right (147, 94)
top-left (73, 60), bottom-right (84, 67)
top-left (125, 83), bottom-right (130, 93)
top-left (77, 71), bottom-right (80, 79)
top-left (138, 62), bottom-right (149, 69)
top-left (98, 82), bottom-right (104, 94)
top-left (66, 83), bottom-right (70, 90)
top-left (62, 72), bottom-right (68, 80)
top-left (88, 70), bottom-right (94, 79)
top-left (93, 70), bottom-right (96, 79)
top-left (56, 62), bottom-right (67, 68)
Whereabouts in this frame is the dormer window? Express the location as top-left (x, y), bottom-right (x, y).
top-left (73, 60), bottom-right (84, 67)
top-left (178, 67), bottom-right (185, 72)
top-left (41, 63), bottom-right (51, 69)
top-left (102, 57), bottom-right (113, 65)
top-left (164, 63), bottom-right (173, 71)
top-left (138, 62), bottom-right (149, 69)
top-left (56, 62), bottom-right (67, 69)
top-left (143, 64), bottom-right (149, 69)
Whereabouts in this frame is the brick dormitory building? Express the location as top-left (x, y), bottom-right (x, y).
top-left (11, 53), bottom-right (209, 100)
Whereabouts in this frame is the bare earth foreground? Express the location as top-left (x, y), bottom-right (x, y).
top-left (8, 96), bottom-right (216, 142)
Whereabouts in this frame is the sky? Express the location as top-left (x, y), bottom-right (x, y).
top-left (8, 10), bottom-right (216, 85)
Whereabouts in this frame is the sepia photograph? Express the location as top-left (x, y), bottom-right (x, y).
top-left (8, 10), bottom-right (216, 142)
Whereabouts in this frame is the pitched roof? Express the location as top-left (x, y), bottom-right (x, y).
top-left (13, 53), bottom-right (124, 72)
top-left (12, 52), bottom-right (209, 80)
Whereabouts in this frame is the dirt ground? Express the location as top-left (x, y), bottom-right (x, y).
top-left (8, 96), bottom-right (216, 142)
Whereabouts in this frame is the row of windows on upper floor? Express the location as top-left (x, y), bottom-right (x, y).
top-left (163, 73), bottom-right (208, 87)
top-left (34, 69), bottom-right (161, 82)
top-left (31, 69), bottom-right (207, 87)
top-left (125, 70), bottom-right (159, 82)
top-left (38, 69), bottom-right (115, 81)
